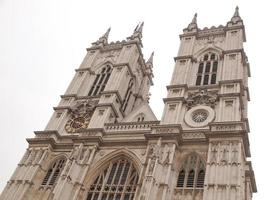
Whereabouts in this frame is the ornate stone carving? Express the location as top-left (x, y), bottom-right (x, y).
top-left (185, 89), bottom-right (218, 110)
top-left (231, 142), bottom-right (239, 164)
top-left (210, 144), bottom-right (218, 164)
top-left (148, 143), bottom-right (161, 160)
top-left (148, 157), bottom-right (156, 175)
top-left (69, 143), bottom-right (91, 165)
top-left (65, 100), bottom-right (97, 133)
top-left (220, 145), bottom-right (229, 165)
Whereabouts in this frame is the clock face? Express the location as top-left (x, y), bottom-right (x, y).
top-left (65, 115), bottom-right (90, 133)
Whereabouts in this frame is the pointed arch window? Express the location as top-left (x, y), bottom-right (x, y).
top-left (196, 53), bottom-right (218, 86)
top-left (177, 170), bottom-right (185, 187)
top-left (88, 65), bottom-right (112, 96)
top-left (122, 79), bottom-right (134, 112)
top-left (176, 154), bottom-right (205, 189)
top-left (136, 113), bottom-right (145, 122)
top-left (87, 158), bottom-right (139, 200)
top-left (186, 170), bottom-right (195, 187)
top-left (196, 170), bottom-right (205, 188)
top-left (42, 158), bottom-right (66, 186)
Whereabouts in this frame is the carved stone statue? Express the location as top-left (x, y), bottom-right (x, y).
top-left (210, 145), bottom-right (218, 163)
top-left (231, 146), bottom-right (238, 164)
top-left (148, 157), bottom-right (156, 174)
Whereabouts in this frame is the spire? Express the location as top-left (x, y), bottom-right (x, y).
top-left (92, 27), bottom-right (111, 46)
top-left (187, 13), bottom-right (198, 31)
top-left (192, 13), bottom-right (197, 24)
top-left (234, 6), bottom-right (240, 17)
top-left (137, 22), bottom-right (144, 34)
top-left (101, 27), bottom-right (111, 39)
top-left (230, 6), bottom-right (242, 23)
top-left (146, 51), bottom-right (154, 65)
top-left (127, 22), bottom-right (144, 42)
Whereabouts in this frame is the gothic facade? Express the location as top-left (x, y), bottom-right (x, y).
top-left (0, 7), bottom-right (256, 200)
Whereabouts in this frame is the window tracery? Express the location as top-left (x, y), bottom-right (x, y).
top-left (87, 158), bottom-right (138, 200)
top-left (176, 154), bottom-right (205, 190)
top-left (41, 158), bottom-right (66, 186)
top-left (196, 53), bottom-right (218, 86)
top-left (88, 65), bottom-right (112, 96)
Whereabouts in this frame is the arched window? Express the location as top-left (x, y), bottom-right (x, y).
top-left (122, 79), bottom-right (134, 112)
top-left (177, 170), bottom-right (185, 187)
top-left (176, 154), bottom-right (205, 190)
top-left (186, 170), bottom-right (195, 187)
top-left (42, 158), bottom-right (66, 186)
top-left (196, 170), bottom-right (205, 188)
top-left (87, 158), bottom-right (139, 200)
top-left (136, 113), bottom-right (145, 122)
top-left (88, 65), bottom-right (112, 96)
top-left (196, 52), bottom-right (218, 86)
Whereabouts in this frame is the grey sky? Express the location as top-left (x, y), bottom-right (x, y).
top-left (0, 0), bottom-right (265, 199)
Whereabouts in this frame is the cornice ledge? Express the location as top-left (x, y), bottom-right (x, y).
top-left (26, 137), bottom-right (56, 147)
top-left (149, 124), bottom-right (183, 142)
top-left (101, 90), bottom-right (123, 105)
top-left (103, 138), bottom-right (147, 146)
top-left (209, 121), bottom-right (246, 132)
top-left (188, 84), bottom-right (219, 90)
top-left (53, 106), bottom-right (70, 111)
top-left (222, 48), bottom-right (244, 55)
top-left (86, 46), bottom-right (101, 51)
top-left (219, 79), bottom-right (243, 85)
top-left (163, 97), bottom-right (185, 103)
top-left (105, 121), bottom-right (160, 126)
top-left (166, 84), bottom-right (188, 90)
top-left (217, 93), bottom-right (241, 98)
top-left (179, 32), bottom-right (198, 39)
top-left (95, 103), bottom-right (119, 118)
top-left (60, 94), bottom-right (76, 98)
top-left (75, 68), bottom-right (95, 75)
top-left (34, 130), bottom-right (78, 140)
top-left (174, 55), bottom-right (194, 62)
top-left (72, 135), bottom-right (104, 145)
top-left (113, 62), bottom-right (135, 78)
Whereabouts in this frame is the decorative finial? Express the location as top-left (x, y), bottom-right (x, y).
top-left (102, 27), bottom-right (111, 39)
top-left (134, 23), bottom-right (139, 32)
top-left (187, 13), bottom-right (198, 31)
top-left (92, 27), bottom-right (111, 46)
top-left (127, 22), bottom-right (144, 42)
top-left (234, 6), bottom-right (239, 17)
top-left (137, 21), bottom-right (144, 33)
top-left (192, 13), bottom-right (197, 24)
top-left (147, 51), bottom-right (154, 65)
top-left (230, 6), bottom-right (242, 23)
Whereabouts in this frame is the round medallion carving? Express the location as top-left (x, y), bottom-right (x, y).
top-left (184, 105), bottom-right (215, 127)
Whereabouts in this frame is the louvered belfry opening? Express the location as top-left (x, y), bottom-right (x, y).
top-left (87, 158), bottom-right (139, 200)
top-left (42, 158), bottom-right (66, 186)
top-left (196, 53), bottom-right (218, 86)
top-left (88, 65), bottom-right (112, 96)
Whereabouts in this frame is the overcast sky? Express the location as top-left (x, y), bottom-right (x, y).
top-left (0, 0), bottom-right (266, 199)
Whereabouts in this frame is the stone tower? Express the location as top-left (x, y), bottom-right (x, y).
top-left (0, 7), bottom-right (256, 200)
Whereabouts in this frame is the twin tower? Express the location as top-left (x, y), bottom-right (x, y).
top-left (1, 7), bottom-right (257, 200)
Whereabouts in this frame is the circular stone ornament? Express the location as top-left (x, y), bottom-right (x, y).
top-left (184, 105), bottom-right (215, 127)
